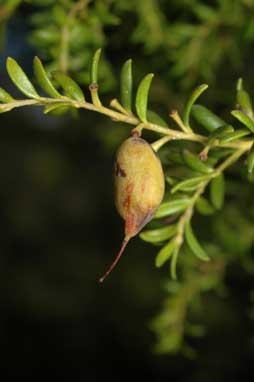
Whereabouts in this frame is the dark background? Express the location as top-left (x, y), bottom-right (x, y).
top-left (0, 2), bottom-right (254, 381)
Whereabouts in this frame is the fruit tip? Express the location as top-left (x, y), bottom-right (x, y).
top-left (98, 236), bottom-right (130, 283)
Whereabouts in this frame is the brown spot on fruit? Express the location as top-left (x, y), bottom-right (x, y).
top-left (115, 162), bottom-right (126, 177)
top-left (125, 212), bottom-right (135, 235)
top-left (123, 183), bottom-right (133, 211)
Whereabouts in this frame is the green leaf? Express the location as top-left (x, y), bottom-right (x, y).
top-left (182, 149), bottom-right (213, 174)
top-left (44, 103), bottom-right (71, 115)
top-left (0, 87), bottom-right (14, 103)
top-left (52, 71), bottom-right (85, 101)
top-left (191, 104), bottom-right (226, 132)
top-left (155, 239), bottom-right (176, 267)
top-left (236, 78), bottom-right (243, 91)
top-left (237, 90), bottom-right (253, 117)
top-left (201, 125), bottom-right (235, 158)
top-left (231, 110), bottom-right (254, 133)
top-left (210, 173), bottom-right (225, 210)
top-left (171, 175), bottom-right (209, 194)
top-left (33, 56), bottom-right (61, 98)
top-left (155, 198), bottom-right (191, 218)
top-left (6, 57), bottom-right (40, 99)
top-left (248, 144), bottom-right (254, 173)
top-left (185, 221), bottom-right (210, 261)
top-left (147, 110), bottom-right (169, 127)
top-left (140, 225), bottom-right (177, 243)
top-left (208, 125), bottom-right (234, 142)
top-left (183, 84), bottom-right (208, 127)
top-left (135, 73), bottom-right (154, 122)
top-left (219, 128), bottom-right (251, 143)
top-left (120, 59), bottom-right (132, 113)
top-left (196, 196), bottom-right (216, 215)
top-left (90, 48), bottom-right (101, 84)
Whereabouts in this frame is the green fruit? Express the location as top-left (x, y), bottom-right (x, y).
top-left (99, 136), bottom-right (165, 282)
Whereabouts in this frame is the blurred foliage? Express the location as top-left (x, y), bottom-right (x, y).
top-left (150, 171), bottom-right (254, 354)
top-left (26, 0), bottom-right (118, 90)
top-left (0, 0), bottom-right (21, 51)
top-left (2, 0), bottom-right (254, 93)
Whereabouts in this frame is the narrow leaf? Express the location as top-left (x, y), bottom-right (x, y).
top-left (237, 90), bottom-right (253, 117)
top-left (6, 57), bottom-right (40, 99)
top-left (171, 175), bottom-right (209, 194)
top-left (140, 225), bottom-right (177, 243)
top-left (44, 103), bottom-right (71, 115)
top-left (192, 104), bottom-right (226, 132)
top-left (155, 198), bottom-right (191, 218)
top-left (52, 71), bottom-right (85, 101)
top-left (120, 59), bottom-right (132, 113)
top-left (236, 78), bottom-right (243, 91)
top-left (183, 84), bottom-right (208, 127)
top-left (185, 221), bottom-right (210, 261)
top-left (90, 48), bottom-right (101, 84)
top-left (231, 110), bottom-right (254, 133)
top-left (236, 78), bottom-right (252, 115)
top-left (220, 128), bottom-right (251, 143)
top-left (248, 144), bottom-right (254, 173)
top-left (210, 173), bottom-right (225, 210)
top-left (182, 149), bottom-right (213, 174)
top-left (0, 87), bottom-right (14, 103)
top-left (33, 56), bottom-right (61, 98)
top-left (135, 73), bottom-right (154, 122)
top-left (208, 125), bottom-right (234, 142)
top-left (155, 239), bottom-right (176, 267)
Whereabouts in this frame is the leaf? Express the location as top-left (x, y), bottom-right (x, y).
top-left (183, 84), bottom-right (208, 127)
top-left (207, 125), bottom-right (234, 142)
top-left (237, 90), bottom-right (253, 117)
top-left (90, 48), bottom-right (101, 84)
top-left (52, 71), bottom-right (85, 101)
top-left (147, 110), bottom-right (169, 127)
top-left (135, 73), bottom-right (154, 122)
top-left (196, 196), bottom-right (216, 215)
top-left (191, 104), bottom-right (226, 132)
top-left (33, 56), bottom-right (61, 98)
top-left (231, 110), bottom-right (254, 133)
top-left (185, 221), bottom-right (210, 261)
top-left (248, 144), bottom-right (254, 174)
top-left (182, 149), bottom-right (213, 174)
top-left (171, 176), bottom-right (209, 194)
top-left (6, 57), bottom-right (40, 99)
top-left (44, 102), bottom-right (71, 115)
top-left (120, 58), bottom-right (132, 113)
top-left (155, 239), bottom-right (176, 267)
top-left (155, 198), bottom-right (191, 218)
top-left (140, 225), bottom-right (177, 243)
top-left (236, 78), bottom-right (253, 117)
top-left (0, 87), bottom-right (14, 103)
top-left (219, 128), bottom-right (251, 143)
top-left (210, 173), bottom-right (225, 210)
top-left (236, 78), bottom-right (243, 91)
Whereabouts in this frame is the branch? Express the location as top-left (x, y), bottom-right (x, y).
top-left (1, 55), bottom-right (253, 280)
top-left (0, 96), bottom-right (252, 152)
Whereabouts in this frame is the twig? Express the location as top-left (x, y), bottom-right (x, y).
top-left (0, 97), bottom-right (252, 152)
